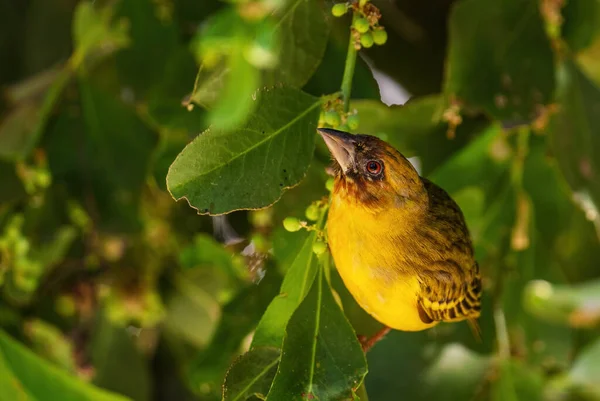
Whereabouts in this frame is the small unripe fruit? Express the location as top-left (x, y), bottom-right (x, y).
top-left (36, 170), bottom-right (52, 188)
top-left (353, 17), bottom-right (370, 34)
top-left (326, 178), bottom-right (335, 192)
top-left (324, 110), bottom-right (341, 127)
top-left (331, 3), bottom-right (348, 17)
top-left (312, 240), bottom-right (327, 255)
top-left (373, 29), bottom-right (388, 45)
top-left (251, 233), bottom-right (268, 252)
top-left (305, 204), bottom-right (320, 221)
top-left (360, 32), bottom-right (374, 48)
top-left (283, 216), bottom-right (302, 232)
top-left (347, 114), bottom-right (359, 130)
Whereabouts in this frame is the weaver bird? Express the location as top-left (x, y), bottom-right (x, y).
top-left (318, 128), bottom-right (482, 351)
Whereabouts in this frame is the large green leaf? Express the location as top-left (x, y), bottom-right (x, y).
top-left (490, 360), bottom-right (545, 401)
top-left (0, 67), bottom-right (71, 161)
top-left (251, 231), bottom-right (319, 348)
top-left (421, 344), bottom-right (491, 401)
top-left (72, 1), bottom-right (129, 66)
top-left (569, 337), bottom-right (600, 398)
top-left (562, 0), bottom-right (600, 53)
top-left (263, 0), bottom-right (330, 88)
top-left (0, 329), bottom-right (130, 401)
top-left (207, 51), bottom-right (261, 131)
top-left (167, 86), bottom-right (321, 215)
top-left (187, 267), bottom-right (281, 397)
top-left (266, 268), bottom-right (367, 401)
top-left (445, 0), bottom-right (555, 122)
top-left (89, 317), bottom-right (151, 401)
top-left (548, 61), bottom-right (600, 224)
top-left (524, 278), bottom-right (600, 328)
top-left (222, 347), bottom-right (281, 401)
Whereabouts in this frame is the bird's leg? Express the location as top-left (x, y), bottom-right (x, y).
top-left (358, 326), bottom-right (392, 352)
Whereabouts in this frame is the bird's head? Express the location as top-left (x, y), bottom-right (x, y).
top-left (318, 128), bottom-right (427, 212)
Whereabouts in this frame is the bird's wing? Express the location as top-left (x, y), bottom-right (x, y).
top-left (415, 178), bottom-right (482, 325)
top-left (416, 260), bottom-right (482, 323)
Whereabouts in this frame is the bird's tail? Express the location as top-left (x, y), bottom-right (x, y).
top-left (467, 318), bottom-right (482, 342)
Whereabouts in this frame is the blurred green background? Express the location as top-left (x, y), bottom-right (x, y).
top-left (1, 0), bottom-right (600, 400)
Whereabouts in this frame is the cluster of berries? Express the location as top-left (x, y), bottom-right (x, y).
top-left (331, 1), bottom-right (387, 49)
top-left (319, 108), bottom-right (359, 132)
top-left (282, 180), bottom-right (335, 255)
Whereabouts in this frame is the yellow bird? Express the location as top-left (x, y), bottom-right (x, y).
top-left (318, 128), bottom-right (482, 350)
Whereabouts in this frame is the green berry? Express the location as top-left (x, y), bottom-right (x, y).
top-left (14, 238), bottom-right (30, 256)
top-left (305, 204), bottom-right (320, 221)
top-left (324, 110), bottom-right (341, 127)
top-left (326, 177), bottom-right (335, 192)
top-left (360, 32), bottom-right (374, 48)
top-left (373, 29), bottom-right (388, 45)
top-left (250, 209), bottom-right (272, 228)
top-left (331, 3), bottom-right (348, 17)
top-left (35, 170), bottom-right (51, 188)
top-left (312, 240), bottom-right (327, 255)
top-left (354, 17), bottom-right (370, 34)
top-left (283, 216), bottom-right (302, 232)
top-left (347, 114), bottom-right (359, 130)
top-left (251, 233), bottom-right (268, 252)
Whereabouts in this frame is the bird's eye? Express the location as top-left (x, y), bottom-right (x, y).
top-left (366, 160), bottom-right (382, 176)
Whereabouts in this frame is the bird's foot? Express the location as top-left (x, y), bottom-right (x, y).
top-left (357, 326), bottom-right (392, 353)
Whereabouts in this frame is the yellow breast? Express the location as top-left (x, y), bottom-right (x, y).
top-left (327, 192), bottom-right (437, 331)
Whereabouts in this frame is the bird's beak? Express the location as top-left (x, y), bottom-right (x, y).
top-left (317, 128), bottom-right (356, 173)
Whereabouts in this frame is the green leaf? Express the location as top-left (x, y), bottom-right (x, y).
top-left (445, 0), bottom-right (555, 122)
top-left (421, 344), bottom-right (491, 401)
top-left (89, 317), bottom-right (151, 401)
top-left (0, 67), bottom-right (72, 161)
top-left (523, 134), bottom-right (600, 281)
top-left (562, 0), bottom-right (600, 53)
top-left (70, 79), bottom-right (158, 231)
top-left (263, 0), bottom-right (330, 88)
top-left (179, 234), bottom-right (247, 280)
top-left (164, 269), bottom-right (222, 349)
top-left (491, 360), bottom-right (545, 401)
top-left (429, 123), bottom-right (508, 196)
top-left (0, 329), bottom-right (130, 401)
top-left (145, 47), bottom-right (204, 133)
top-left (187, 267), bottom-right (282, 397)
top-left (251, 231), bottom-right (319, 348)
top-left (569, 337), bottom-right (600, 398)
top-left (353, 95), bottom-right (490, 176)
top-left (523, 278), bottom-right (600, 328)
top-left (223, 347), bottom-right (281, 401)
top-left (167, 86), bottom-right (321, 215)
top-left (548, 61), bottom-right (600, 225)
top-left (72, 1), bottom-right (130, 66)
top-left (266, 268), bottom-right (367, 401)
top-left (207, 51), bottom-right (261, 131)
